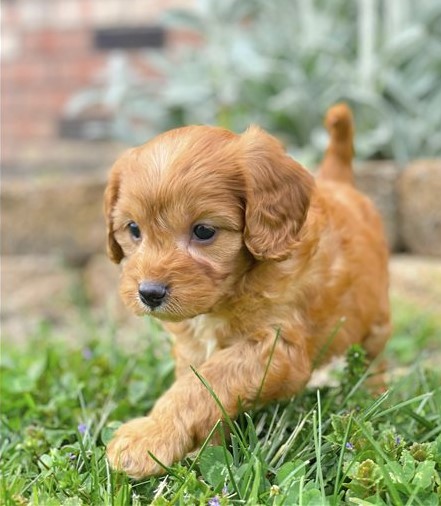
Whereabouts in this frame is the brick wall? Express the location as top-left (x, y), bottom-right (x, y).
top-left (1, 0), bottom-right (196, 174)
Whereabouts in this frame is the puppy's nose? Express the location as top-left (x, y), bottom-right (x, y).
top-left (138, 281), bottom-right (168, 309)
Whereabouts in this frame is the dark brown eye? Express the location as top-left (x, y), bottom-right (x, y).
top-left (192, 224), bottom-right (216, 242)
top-left (128, 221), bottom-right (141, 240)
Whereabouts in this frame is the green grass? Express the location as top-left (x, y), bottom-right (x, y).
top-left (1, 302), bottom-right (440, 505)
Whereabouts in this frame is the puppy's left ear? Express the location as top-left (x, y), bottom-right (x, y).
top-left (103, 163), bottom-right (124, 264)
top-left (240, 126), bottom-right (315, 261)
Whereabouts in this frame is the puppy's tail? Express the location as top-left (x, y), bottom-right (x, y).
top-left (317, 103), bottom-right (355, 185)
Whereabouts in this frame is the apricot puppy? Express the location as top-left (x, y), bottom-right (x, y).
top-left (104, 104), bottom-right (390, 478)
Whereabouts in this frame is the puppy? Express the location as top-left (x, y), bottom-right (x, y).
top-left (104, 104), bottom-right (390, 478)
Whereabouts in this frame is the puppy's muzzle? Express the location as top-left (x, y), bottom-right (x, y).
top-left (138, 281), bottom-right (168, 309)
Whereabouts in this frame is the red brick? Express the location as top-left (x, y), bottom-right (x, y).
top-left (2, 59), bottom-right (52, 87)
top-left (1, 3), bottom-right (20, 26)
top-left (126, 54), bottom-right (162, 79)
top-left (22, 28), bottom-right (92, 57)
top-left (0, 141), bottom-right (15, 164)
top-left (3, 51), bottom-right (114, 94)
top-left (3, 88), bottom-right (70, 118)
top-left (167, 28), bottom-right (201, 49)
top-left (49, 0), bottom-right (86, 28)
top-left (51, 55), bottom-right (106, 86)
top-left (3, 116), bottom-right (55, 141)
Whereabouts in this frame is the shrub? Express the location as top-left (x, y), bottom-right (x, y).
top-left (67, 0), bottom-right (441, 164)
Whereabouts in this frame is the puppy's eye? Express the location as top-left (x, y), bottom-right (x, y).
top-left (128, 221), bottom-right (141, 240)
top-left (192, 224), bottom-right (216, 242)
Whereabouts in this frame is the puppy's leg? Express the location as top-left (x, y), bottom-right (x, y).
top-left (107, 337), bottom-right (311, 478)
top-left (363, 315), bottom-right (392, 392)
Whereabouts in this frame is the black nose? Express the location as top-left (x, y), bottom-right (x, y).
top-left (138, 282), bottom-right (168, 309)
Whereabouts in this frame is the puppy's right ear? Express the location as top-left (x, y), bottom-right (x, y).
top-left (104, 163), bottom-right (124, 264)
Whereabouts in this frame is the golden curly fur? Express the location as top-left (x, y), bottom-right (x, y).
top-left (104, 104), bottom-right (390, 478)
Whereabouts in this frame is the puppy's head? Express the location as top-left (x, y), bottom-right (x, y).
top-left (104, 125), bottom-right (314, 321)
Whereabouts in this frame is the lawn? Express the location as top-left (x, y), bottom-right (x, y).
top-left (1, 299), bottom-right (440, 505)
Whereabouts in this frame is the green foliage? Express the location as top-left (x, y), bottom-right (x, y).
top-left (1, 302), bottom-right (440, 505)
top-left (67, 0), bottom-right (441, 164)
top-left (0, 320), bottom-right (173, 505)
top-left (388, 296), bottom-right (441, 364)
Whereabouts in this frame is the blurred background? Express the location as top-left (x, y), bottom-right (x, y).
top-left (1, 0), bottom-right (441, 340)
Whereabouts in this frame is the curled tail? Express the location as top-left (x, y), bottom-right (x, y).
top-left (317, 103), bottom-right (355, 185)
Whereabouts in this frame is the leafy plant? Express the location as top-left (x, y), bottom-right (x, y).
top-left (67, 0), bottom-right (441, 164)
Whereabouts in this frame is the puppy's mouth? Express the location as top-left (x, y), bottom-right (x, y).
top-left (137, 300), bottom-right (200, 323)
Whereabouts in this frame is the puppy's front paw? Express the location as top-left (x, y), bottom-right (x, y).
top-left (106, 416), bottom-right (181, 478)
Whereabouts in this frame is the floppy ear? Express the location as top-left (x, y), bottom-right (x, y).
top-left (240, 126), bottom-right (315, 261)
top-left (103, 163), bottom-right (124, 264)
